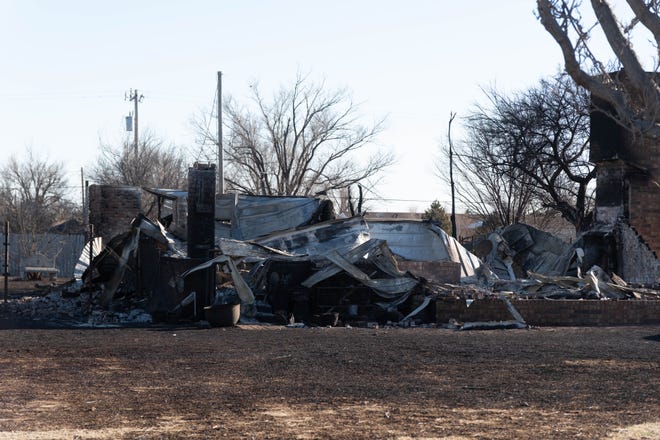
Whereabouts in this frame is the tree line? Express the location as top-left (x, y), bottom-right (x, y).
top-left (1, 0), bottom-right (656, 239)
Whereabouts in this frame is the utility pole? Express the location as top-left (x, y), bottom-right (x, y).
top-left (448, 112), bottom-right (457, 239)
top-left (80, 168), bottom-right (85, 216)
top-left (126, 89), bottom-right (144, 155)
top-left (3, 221), bottom-right (8, 303)
top-left (217, 72), bottom-right (224, 194)
top-left (83, 180), bottom-right (89, 243)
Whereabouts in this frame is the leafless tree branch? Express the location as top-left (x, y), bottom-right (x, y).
top-left (192, 74), bottom-right (393, 199)
top-left (537, 0), bottom-right (660, 140)
top-left (0, 148), bottom-right (73, 234)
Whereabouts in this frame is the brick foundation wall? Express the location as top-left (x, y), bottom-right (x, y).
top-left (396, 260), bottom-right (461, 284)
top-left (435, 298), bottom-right (660, 326)
top-left (89, 185), bottom-right (142, 244)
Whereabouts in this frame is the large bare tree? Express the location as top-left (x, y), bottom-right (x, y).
top-left (439, 128), bottom-right (537, 229)
top-left (537, 0), bottom-right (659, 140)
top-left (193, 74), bottom-right (393, 197)
top-left (444, 74), bottom-right (595, 232)
top-left (0, 149), bottom-right (73, 234)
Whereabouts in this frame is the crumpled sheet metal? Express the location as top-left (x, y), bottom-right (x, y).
top-left (74, 237), bottom-right (103, 280)
top-left (92, 215), bottom-right (187, 307)
top-left (483, 223), bottom-right (580, 280)
top-left (217, 238), bottom-right (301, 260)
top-left (254, 216), bottom-right (370, 257)
top-left (367, 221), bottom-right (481, 278)
top-left (216, 193), bottom-right (332, 241)
top-left (301, 239), bottom-right (387, 287)
top-left (87, 214), bottom-right (224, 309)
top-left (526, 265), bottom-right (629, 299)
top-left (132, 214), bottom-right (188, 258)
top-left (213, 234), bottom-right (417, 308)
top-left (179, 255), bottom-right (256, 304)
top-left (218, 217), bottom-right (480, 280)
top-left (323, 250), bottom-right (418, 299)
top-left (99, 227), bottom-right (141, 307)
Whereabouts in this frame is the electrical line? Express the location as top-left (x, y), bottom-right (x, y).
top-left (0, 90), bottom-right (209, 103)
top-left (0, 91), bottom-right (121, 100)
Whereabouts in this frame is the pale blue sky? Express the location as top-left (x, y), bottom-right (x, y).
top-left (0, 0), bottom-right (625, 211)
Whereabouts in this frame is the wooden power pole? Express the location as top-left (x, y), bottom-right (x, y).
top-left (126, 89), bottom-right (144, 155)
top-left (3, 221), bottom-right (8, 303)
top-left (448, 112), bottom-right (457, 239)
top-left (217, 72), bottom-right (224, 195)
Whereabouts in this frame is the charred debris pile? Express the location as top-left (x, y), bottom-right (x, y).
top-left (4, 193), bottom-right (659, 329)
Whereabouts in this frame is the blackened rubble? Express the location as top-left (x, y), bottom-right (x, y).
top-left (63, 210), bottom-right (660, 328)
top-left (3, 187), bottom-right (659, 330)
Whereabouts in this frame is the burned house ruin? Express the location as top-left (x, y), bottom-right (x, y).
top-left (589, 89), bottom-right (660, 285)
top-left (73, 109), bottom-right (660, 330)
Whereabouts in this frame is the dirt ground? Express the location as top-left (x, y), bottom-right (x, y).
top-left (0, 278), bottom-right (70, 297)
top-left (0, 321), bottom-right (657, 440)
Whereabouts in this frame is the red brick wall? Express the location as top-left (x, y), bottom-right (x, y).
top-left (626, 136), bottom-right (660, 256)
top-left (435, 298), bottom-right (660, 326)
top-left (628, 178), bottom-right (660, 256)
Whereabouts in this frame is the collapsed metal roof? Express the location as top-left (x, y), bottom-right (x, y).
top-left (239, 217), bottom-right (481, 279)
top-left (366, 220), bottom-right (481, 278)
top-left (252, 216), bottom-right (370, 257)
top-left (143, 188), bottom-right (188, 200)
top-left (216, 193), bottom-right (334, 240)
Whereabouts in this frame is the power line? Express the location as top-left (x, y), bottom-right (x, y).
top-left (0, 93), bottom-right (121, 102)
top-left (0, 90), bottom-right (209, 103)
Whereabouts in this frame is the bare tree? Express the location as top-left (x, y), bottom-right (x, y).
top-left (92, 130), bottom-right (188, 189)
top-left (0, 148), bottom-right (72, 234)
top-left (537, 0), bottom-right (659, 140)
top-left (192, 74), bottom-right (393, 197)
top-left (438, 114), bottom-right (538, 229)
top-left (444, 74), bottom-right (595, 232)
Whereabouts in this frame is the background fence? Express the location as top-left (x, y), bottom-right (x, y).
top-left (3, 233), bottom-right (86, 279)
